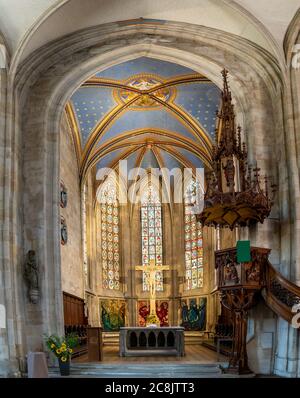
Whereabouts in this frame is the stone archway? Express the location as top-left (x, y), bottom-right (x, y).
top-left (3, 20), bottom-right (288, 375)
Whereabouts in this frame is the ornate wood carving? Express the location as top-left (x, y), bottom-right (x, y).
top-left (198, 69), bottom-right (276, 229)
top-left (215, 247), bottom-right (270, 374)
top-left (263, 261), bottom-right (300, 323)
top-left (221, 288), bottom-right (258, 374)
top-left (270, 280), bottom-right (300, 307)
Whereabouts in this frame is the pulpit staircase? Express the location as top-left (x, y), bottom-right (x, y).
top-left (262, 261), bottom-right (300, 323)
top-left (212, 247), bottom-right (300, 375)
top-left (205, 259), bottom-right (300, 363)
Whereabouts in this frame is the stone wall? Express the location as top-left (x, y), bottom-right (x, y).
top-left (60, 113), bottom-right (84, 298)
top-left (247, 302), bottom-right (277, 375)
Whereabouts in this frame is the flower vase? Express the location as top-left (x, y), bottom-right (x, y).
top-left (58, 358), bottom-right (70, 376)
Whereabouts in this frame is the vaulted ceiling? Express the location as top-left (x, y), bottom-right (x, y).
top-left (0, 0), bottom-right (299, 66)
top-left (66, 57), bottom-right (221, 179)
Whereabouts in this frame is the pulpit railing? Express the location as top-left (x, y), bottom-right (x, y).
top-left (263, 261), bottom-right (300, 323)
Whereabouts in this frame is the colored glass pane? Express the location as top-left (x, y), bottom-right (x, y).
top-left (99, 181), bottom-right (120, 290)
top-left (184, 180), bottom-right (204, 289)
top-left (140, 186), bottom-right (163, 291)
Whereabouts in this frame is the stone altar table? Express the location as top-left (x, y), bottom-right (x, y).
top-left (119, 327), bottom-right (185, 357)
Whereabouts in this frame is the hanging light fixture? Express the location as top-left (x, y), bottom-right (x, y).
top-left (197, 69), bottom-right (276, 229)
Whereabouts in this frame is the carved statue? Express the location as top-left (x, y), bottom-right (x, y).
top-left (60, 181), bottom-right (68, 208)
top-left (223, 158), bottom-right (235, 191)
top-left (136, 260), bottom-right (169, 325)
top-left (24, 250), bottom-right (39, 304)
top-left (61, 216), bottom-right (68, 245)
top-left (206, 172), bottom-right (218, 197)
top-left (246, 259), bottom-right (261, 282)
top-left (224, 254), bottom-right (239, 284)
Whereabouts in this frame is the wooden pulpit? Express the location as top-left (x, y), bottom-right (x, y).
top-left (87, 327), bottom-right (103, 362)
top-left (215, 246), bottom-right (270, 374)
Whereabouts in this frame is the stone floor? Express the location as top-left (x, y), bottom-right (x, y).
top-left (47, 345), bottom-right (280, 378)
top-left (48, 345), bottom-right (234, 378)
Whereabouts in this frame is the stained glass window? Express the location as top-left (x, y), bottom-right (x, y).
top-left (184, 180), bottom-right (203, 289)
top-left (99, 181), bottom-right (120, 290)
top-left (141, 185), bottom-right (163, 291)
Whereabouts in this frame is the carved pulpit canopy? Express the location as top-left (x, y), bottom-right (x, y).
top-left (197, 69), bottom-right (276, 229)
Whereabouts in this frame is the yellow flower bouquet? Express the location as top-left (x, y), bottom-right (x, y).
top-left (45, 333), bottom-right (79, 375)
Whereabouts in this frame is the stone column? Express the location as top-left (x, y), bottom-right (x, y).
top-left (131, 203), bottom-right (141, 326)
top-left (172, 202), bottom-right (185, 326)
top-left (121, 202), bottom-right (133, 326)
top-left (0, 48), bottom-right (10, 377)
top-left (0, 44), bottom-right (23, 377)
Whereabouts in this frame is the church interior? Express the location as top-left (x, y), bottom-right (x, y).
top-left (60, 57), bottom-right (224, 365)
top-left (0, 0), bottom-right (300, 379)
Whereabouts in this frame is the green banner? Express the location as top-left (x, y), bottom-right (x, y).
top-left (236, 240), bottom-right (251, 262)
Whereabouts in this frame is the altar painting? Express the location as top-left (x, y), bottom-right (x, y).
top-left (138, 300), bottom-right (169, 327)
top-left (180, 297), bottom-right (207, 331)
top-left (100, 299), bottom-right (126, 331)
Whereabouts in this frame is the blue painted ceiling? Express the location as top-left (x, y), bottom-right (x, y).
top-left (69, 57), bottom-right (220, 173)
top-left (94, 57), bottom-right (196, 79)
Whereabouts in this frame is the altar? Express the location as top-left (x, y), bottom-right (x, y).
top-left (119, 261), bottom-right (184, 357)
top-left (119, 327), bottom-right (185, 357)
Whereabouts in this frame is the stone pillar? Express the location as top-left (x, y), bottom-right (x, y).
top-left (0, 46), bottom-right (22, 377)
top-left (172, 202), bottom-right (185, 326)
top-left (122, 202), bottom-right (134, 326)
top-left (0, 62), bottom-right (11, 377)
top-left (131, 203), bottom-right (141, 326)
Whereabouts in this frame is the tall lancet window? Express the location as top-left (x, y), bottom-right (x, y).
top-left (184, 180), bottom-right (203, 289)
top-left (99, 181), bottom-right (120, 290)
top-left (141, 185), bottom-right (163, 291)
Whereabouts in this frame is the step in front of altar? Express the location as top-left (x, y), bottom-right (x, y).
top-left (49, 363), bottom-right (225, 378)
top-left (103, 332), bottom-right (119, 346)
top-left (184, 331), bottom-right (207, 345)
